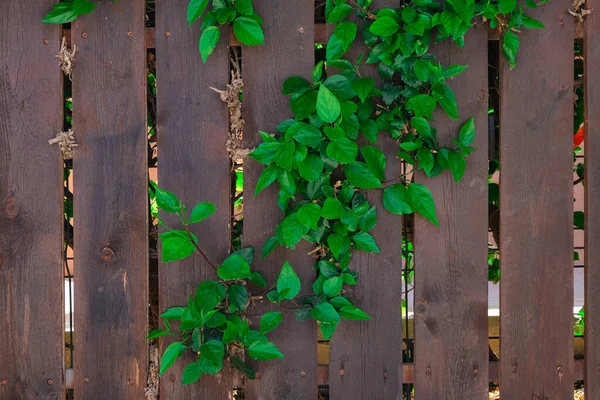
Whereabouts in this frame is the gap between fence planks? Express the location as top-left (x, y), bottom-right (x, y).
top-left (0, 1), bottom-right (64, 398)
top-left (71, 1), bottom-right (148, 398)
top-left (499, 0), bottom-right (574, 398)
top-left (242, 1), bottom-right (318, 399)
top-left (155, 0), bottom-right (234, 397)
top-left (584, 0), bottom-right (600, 394)
top-left (414, 24), bottom-right (489, 399)
top-left (62, 20), bottom-right (585, 50)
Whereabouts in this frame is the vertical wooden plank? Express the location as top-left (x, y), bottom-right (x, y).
top-left (155, 0), bottom-right (233, 397)
top-left (242, 1), bottom-right (317, 398)
top-left (0, 1), bottom-right (64, 398)
top-left (413, 26), bottom-right (489, 399)
top-left (584, 0), bottom-right (600, 393)
top-left (72, 1), bottom-right (148, 398)
top-left (499, 1), bottom-right (574, 398)
top-left (327, 1), bottom-right (403, 398)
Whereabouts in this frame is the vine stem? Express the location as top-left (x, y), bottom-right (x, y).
top-left (186, 226), bottom-right (219, 272)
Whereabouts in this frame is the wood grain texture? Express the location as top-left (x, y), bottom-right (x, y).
top-left (584, 0), bottom-right (600, 393)
top-left (0, 2), bottom-right (64, 399)
top-left (413, 25), bottom-right (489, 399)
top-left (327, 2), bottom-right (403, 399)
top-left (155, 0), bottom-right (233, 397)
top-left (72, 1), bottom-right (148, 398)
top-left (499, 1), bottom-right (574, 398)
top-left (242, 1), bottom-right (317, 399)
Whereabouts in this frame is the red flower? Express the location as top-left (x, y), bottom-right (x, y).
top-left (574, 123), bottom-right (584, 149)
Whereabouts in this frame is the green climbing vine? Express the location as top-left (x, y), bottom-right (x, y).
top-left (43, 0), bottom-right (551, 387)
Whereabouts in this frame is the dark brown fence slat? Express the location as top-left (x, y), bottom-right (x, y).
top-left (499, 2), bottom-right (574, 398)
top-left (242, 1), bottom-right (317, 398)
top-left (326, 1), bottom-right (403, 398)
top-left (0, 1), bottom-right (64, 398)
top-left (413, 25), bottom-right (489, 398)
top-left (155, 1), bottom-right (233, 397)
top-left (72, 1), bottom-right (148, 398)
top-left (585, 0), bottom-right (600, 393)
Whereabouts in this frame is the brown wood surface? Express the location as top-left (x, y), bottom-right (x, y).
top-left (0, 1), bottom-right (64, 398)
top-left (499, 1), bottom-right (574, 398)
top-left (71, 1), bottom-right (148, 398)
top-left (155, 0), bottom-right (233, 397)
top-left (585, 0), bottom-right (600, 394)
top-left (413, 25), bottom-right (489, 399)
top-left (242, 1), bottom-right (317, 399)
top-left (326, 1), bottom-right (403, 399)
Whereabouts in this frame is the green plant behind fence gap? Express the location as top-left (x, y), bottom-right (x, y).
top-left (44, 0), bottom-right (549, 386)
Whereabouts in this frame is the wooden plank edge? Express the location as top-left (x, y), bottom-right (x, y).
top-left (62, 20), bottom-right (584, 49)
top-left (64, 361), bottom-right (584, 388)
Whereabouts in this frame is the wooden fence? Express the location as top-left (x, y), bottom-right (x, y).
top-left (0, 0), bottom-right (595, 399)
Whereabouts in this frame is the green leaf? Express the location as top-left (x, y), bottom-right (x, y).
top-left (408, 183), bottom-right (438, 226)
top-left (160, 307), bottom-right (186, 320)
top-left (432, 84), bottom-right (459, 119)
top-left (189, 202), bottom-right (217, 224)
top-left (410, 117), bottom-right (432, 139)
top-left (147, 329), bottom-right (171, 339)
top-left (217, 254), bottom-right (252, 280)
top-left (200, 340), bottom-right (225, 362)
top-left (328, 3), bottom-right (353, 22)
top-left (322, 198), bottom-right (346, 219)
top-left (299, 154), bottom-right (325, 182)
top-left (360, 146), bottom-right (386, 181)
top-left (153, 184), bottom-right (181, 213)
top-left (222, 321), bottom-right (238, 344)
top-left (73, 0), bottom-right (95, 15)
top-left (327, 21), bottom-right (357, 60)
top-left (448, 151), bottom-right (466, 182)
top-left (521, 14), bottom-right (545, 28)
top-left (282, 76), bottom-right (312, 95)
top-left (413, 60), bottom-right (431, 82)
top-left (327, 233), bottom-right (344, 258)
top-left (406, 94), bottom-right (436, 118)
top-left (311, 302), bottom-right (341, 323)
top-left (250, 142), bottom-right (279, 164)
top-left (326, 138), bottom-right (358, 164)
top-left (369, 16), bottom-right (400, 36)
top-left (458, 117), bottom-right (475, 146)
top-left (499, 0), bottom-right (517, 14)
top-left (199, 26), bottom-right (220, 63)
top-left (195, 280), bottom-right (226, 314)
top-left (352, 78), bottom-right (375, 103)
top-left (353, 232), bottom-right (380, 253)
top-left (230, 355), bottom-right (256, 379)
top-left (261, 236), bottom-right (279, 260)
top-left (274, 140), bottom-right (295, 171)
top-left (320, 322), bottom-right (338, 339)
top-left (161, 231), bottom-right (196, 262)
top-left (248, 340), bottom-right (285, 361)
top-left (340, 305), bottom-right (372, 320)
top-left (281, 213), bottom-right (309, 248)
top-left (42, 2), bottom-right (77, 24)
top-left (188, 0), bottom-right (210, 25)
top-left (277, 261), bottom-right (301, 300)
top-left (159, 341), bottom-right (186, 376)
top-left (502, 31), bottom-right (520, 70)
top-left (182, 362), bottom-right (203, 385)
top-left (233, 17), bottom-right (265, 45)
top-left (228, 284), bottom-right (249, 312)
top-left (323, 276), bottom-right (344, 297)
top-left (297, 203), bottom-right (321, 230)
top-left (344, 162), bottom-right (382, 189)
top-left (260, 311), bottom-right (283, 333)
top-left (441, 10), bottom-right (462, 35)
top-left (444, 64), bottom-right (468, 78)
top-left (317, 85), bottom-right (341, 123)
top-left (383, 184), bottom-right (412, 215)
top-left (417, 147), bottom-right (434, 176)
top-left (254, 165), bottom-right (278, 196)
top-left (234, 0), bottom-right (254, 15)
top-left (575, 211), bottom-right (585, 229)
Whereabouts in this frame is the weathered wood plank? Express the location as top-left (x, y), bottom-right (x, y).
top-left (0, 1), bottom-right (64, 398)
top-left (72, 1), bottom-right (148, 398)
top-left (499, 2), bottom-right (574, 398)
top-left (584, 0), bottom-right (600, 394)
top-left (326, 1), bottom-right (403, 399)
top-left (413, 25), bottom-right (489, 399)
top-left (155, 0), bottom-right (233, 397)
top-left (242, 1), bottom-right (317, 399)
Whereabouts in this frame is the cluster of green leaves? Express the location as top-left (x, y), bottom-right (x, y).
top-left (188, 0), bottom-right (265, 62)
top-left (43, 0), bottom-right (98, 24)
top-left (148, 183), bottom-right (309, 384)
